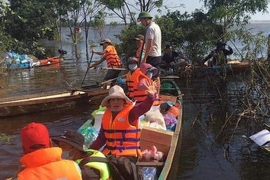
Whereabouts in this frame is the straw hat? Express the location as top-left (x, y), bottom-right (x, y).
top-left (100, 38), bottom-right (112, 45)
top-left (101, 85), bottom-right (133, 107)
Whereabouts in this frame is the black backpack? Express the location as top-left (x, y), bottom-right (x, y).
top-left (79, 155), bottom-right (143, 180)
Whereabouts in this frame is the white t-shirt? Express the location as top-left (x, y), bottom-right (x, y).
top-left (145, 22), bottom-right (162, 57)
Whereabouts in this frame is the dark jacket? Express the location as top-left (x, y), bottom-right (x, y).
top-left (203, 47), bottom-right (233, 66)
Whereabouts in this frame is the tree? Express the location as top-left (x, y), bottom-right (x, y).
top-left (99, 0), bottom-right (163, 25)
top-left (1, 0), bottom-right (59, 57)
top-left (202, 0), bottom-right (268, 37)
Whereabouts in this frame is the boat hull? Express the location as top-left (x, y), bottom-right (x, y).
top-left (0, 88), bottom-right (108, 118)
top-left (77, 78), bottom-right (183, 180)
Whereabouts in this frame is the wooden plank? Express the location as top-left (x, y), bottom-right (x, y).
top-left (136, 162), bottom-right (164, 167)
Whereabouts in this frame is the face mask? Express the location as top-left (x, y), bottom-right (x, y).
top-left (62, 149), bottom-right (74, 160)
top-left (128, 64), bottom-right (137, 71)
top-left (147, 72), bottom-right (153, 79)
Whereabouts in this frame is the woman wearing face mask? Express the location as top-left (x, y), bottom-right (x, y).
top-left (126, 57), bottom-right (145, 101)
top-left (90, 84), bottom-right (158, 161)
top-left (133, 63), bottom-right (160, 106)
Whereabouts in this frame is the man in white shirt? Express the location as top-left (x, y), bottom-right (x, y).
top-left (137, 11), bottom-right (162, 92)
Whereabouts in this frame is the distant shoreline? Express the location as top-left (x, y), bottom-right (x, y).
top-left (249, 20), bottom-right (270, 24)
top-left (107, 20), bottom-right (270, 26)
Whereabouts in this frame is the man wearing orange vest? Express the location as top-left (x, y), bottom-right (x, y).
top-left (90, 38), bottom-right (122, 88)
top-left (90, 84), bottom-right (158, 162)
top-left (13, 122), bottom-right (82, 180)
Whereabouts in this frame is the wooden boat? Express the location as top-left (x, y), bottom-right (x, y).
top-left (137, 78), bottom-right (183, 180)
top-left (0, 86), bottom-right (109, 118)
top-left (174, 60), bottom-right (252, 78)
top-left (78, 78), bottom-right (183, 180)
top-left (32, 57), bottom-right (62, 67)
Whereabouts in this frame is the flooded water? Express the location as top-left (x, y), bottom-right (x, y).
top-left (1, 24), bottom-right (270, 179)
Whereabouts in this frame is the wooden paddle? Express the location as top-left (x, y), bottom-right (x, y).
top-left (99, 74), bottom-right (127, 85)
top-left (81, 53), bottom-right (94, 87)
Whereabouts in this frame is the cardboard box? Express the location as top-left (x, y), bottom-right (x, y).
top-left (159, 94), bottom-right (177, 103)
top-left (140, 126), bottom-right (174, 156)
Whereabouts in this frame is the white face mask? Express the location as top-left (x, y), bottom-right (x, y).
top-left (62, 150), bottom-right (74, 160)
top-left (128, 64), bottom-right (137, 71)
top-left (147, 72), bottom-right (153, 79)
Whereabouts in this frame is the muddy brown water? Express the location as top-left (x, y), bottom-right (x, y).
top-left (1, 46), bottom-right (270, 179)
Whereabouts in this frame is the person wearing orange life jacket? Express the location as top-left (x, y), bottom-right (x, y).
top-left (52, 130), bottom-right (110, 180)
top-left (90, 38), bottom-right (122, 87)
top-left (13, 122), bottom-right (82, 180)
top-left (133, 34), bottom-right (145, 61)
top-left (133, 63), bottom-right (160, 106)
top-left (90, 84), bottom-right (158, 162)
top-left (126, 57), bottom-right (144, 100)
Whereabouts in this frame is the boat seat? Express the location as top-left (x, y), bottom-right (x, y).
top-left (160, 88), bottom-right (176, 90)
top-left (136, 161), bottom-right (164, 167)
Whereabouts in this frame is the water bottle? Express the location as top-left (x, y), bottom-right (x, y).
top-left (141, 167), bottom-right (157, 180)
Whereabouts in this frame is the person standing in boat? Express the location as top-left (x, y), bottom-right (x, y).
top-left (137, 11), bottom-right (162, 93)
top-left (52, 130), bottom-right (110, 180)
top-left (133, 34), bottom-right (145, 61)
top-left (89, 84), bottom-right (157, 162)
top-left (89, 38), bottom-right (122, 88)
top-left (161, 45), bottom-right (189, 73)
top-left (11, 122), bottom-right (82, 180)
top-left (202, 41), bottom-right (233, 67)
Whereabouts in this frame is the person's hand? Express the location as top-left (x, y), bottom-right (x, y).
top-left (92, 49), bottom-right (95, 54)
top-left (88, 64), bottom-right (95, 69)
top-left (146, 81), bottom-right (157, 98)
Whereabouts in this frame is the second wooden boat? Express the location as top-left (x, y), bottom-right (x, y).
top-left (0, 86), bottom-right (109, 118)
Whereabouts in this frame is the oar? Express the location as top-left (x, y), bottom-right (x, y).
top-left (99, 74), bottom-right (127, 85)
top-left (100, 67), bottom-right (126, 71)
top-left (81, 53), bottom-right (94, 87)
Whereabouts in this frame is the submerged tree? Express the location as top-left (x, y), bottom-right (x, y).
top-left (202, 0), bottom-right (268, 37)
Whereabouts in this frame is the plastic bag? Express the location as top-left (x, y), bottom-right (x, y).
top-left (141, 167), bottom-right (157, 180)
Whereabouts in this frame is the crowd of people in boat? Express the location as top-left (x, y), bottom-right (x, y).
top-left (6, 11), bottom-right (183, 180)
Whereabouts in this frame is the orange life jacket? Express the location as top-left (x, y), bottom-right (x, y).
top-left (18, 147), bottom-right (82, 180)
top-left (126, 68), bottom-right (142, 100)
top-left (102, 105), bottom-right (142, 157)
top-left (104, 45), bottom-right (122, 68)
top-left (133, 75), bottom-right (160, 106)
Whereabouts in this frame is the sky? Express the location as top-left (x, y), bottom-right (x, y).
top-left (161, 0), bottom-right (270, 21)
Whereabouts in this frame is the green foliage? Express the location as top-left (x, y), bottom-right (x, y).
top-left (156, 10), bottom-right (223, 62)
top-left (115, 24), bottom-right (145, 58)
top-left (202, 0), bottom-right (268, 32)
top-left (0, 0), bottom-right (58, 57)
top-left (230, 27), bottom-right (268, 61)
top-left (0, 133), bottom-right (13, 144)
top-left (100, 0), bottom-right (124, 10)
